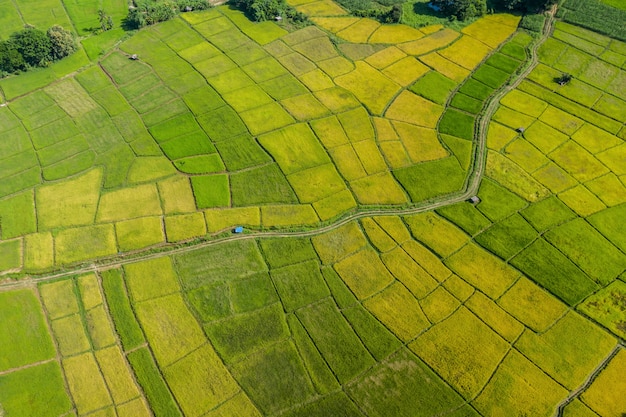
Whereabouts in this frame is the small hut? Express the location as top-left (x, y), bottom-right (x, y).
top-left (468, 196), bottom-right (481, 204)
top-left (234, 226), bottom-right (244, 234)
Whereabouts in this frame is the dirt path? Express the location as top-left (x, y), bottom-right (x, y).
top-left (553, 344), bottom-right (624, 416)
top-left (0, 9), bottom-right (557, 291)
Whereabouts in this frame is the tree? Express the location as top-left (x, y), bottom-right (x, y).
top-left (47, 25), bottom-right (76, 60)
top-left (9, 27), bottom-right (52, 67)
top-left (0, 40), bottom-right (26, 73)
top-left (431, 0), bottom-right (487, 21)
top-left (98, 9), bottom-right (114, 31)
top-left (497, 0), bottom-right (557, 12)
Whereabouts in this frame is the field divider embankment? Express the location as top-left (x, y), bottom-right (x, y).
top-left (0, 8), bottom-right (558, 290)
top-left (553, 343), bottom-right (624, 417)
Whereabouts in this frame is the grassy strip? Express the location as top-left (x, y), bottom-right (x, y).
top-left (100, 269), bottom-right (145, 350)
top-left (127, 348), bottom-right (183, 417)
top-left (558, 0), bottom-right (626, 41)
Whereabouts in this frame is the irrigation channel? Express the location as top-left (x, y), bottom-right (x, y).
top-left (0, 7), bottom-right (558, 289)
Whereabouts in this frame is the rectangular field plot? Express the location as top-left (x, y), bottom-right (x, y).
top-left (231, 341), bottom-right (315, 415)
top-left (297, 298), bottom-right (375, 383)
top-left (0, 361), bottom-right (72, 417)
top-left (516, 311), bottom-right (616, 390)
top-left (544, 218), bottom-right (626, 285)
top-left (127, 348), bottom-right (183, 417)
top-left (0, 289), bottom-right (55, 371)
top-left (100, 269), bottom-right (145, 350)
top-left (270, 260), bottom-right (329, 312)
top-left (63, 353), bottom-right (113, 415)
top-left (163, 343), bottom-right (240, 416)
top-left (473, 350), bottom-right (567, 417)
top-left (511, 239), bottom-right (598, 306)
top-left (175, 239), bottom-right (267, 288)
top-left (134, 294), bottom-right (206, 367)
top-left (410, 307), bottom-right (509, 399)
top-left (347, 349), bottom-right (465, 417)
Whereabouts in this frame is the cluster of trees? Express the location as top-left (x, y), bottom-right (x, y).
top-left (0, 26), bottom-right (76, 76)
top-left (127, 0), bottom-right (211, 28)
top-left (231, 0), bottom-right (308, 24)
top-left (431, 0), bottom-right (557, 21)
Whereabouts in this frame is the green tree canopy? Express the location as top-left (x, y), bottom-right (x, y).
top-left (10, 27), bottom-right (52, 67)
top-left (431, 0), bottom-right (487, 21)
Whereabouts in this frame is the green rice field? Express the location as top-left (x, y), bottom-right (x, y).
top-left (0, 1), bottom-right (624, 416)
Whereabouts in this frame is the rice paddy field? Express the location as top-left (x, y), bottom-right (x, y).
top-left (0, 0), bottom-right (625, 416)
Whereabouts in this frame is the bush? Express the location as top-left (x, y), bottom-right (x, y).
top-left (519, 13), bottom-right (545, 32)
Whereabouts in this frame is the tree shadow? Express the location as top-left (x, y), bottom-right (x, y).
top-left (412, 2), bottom-right (443, 18)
